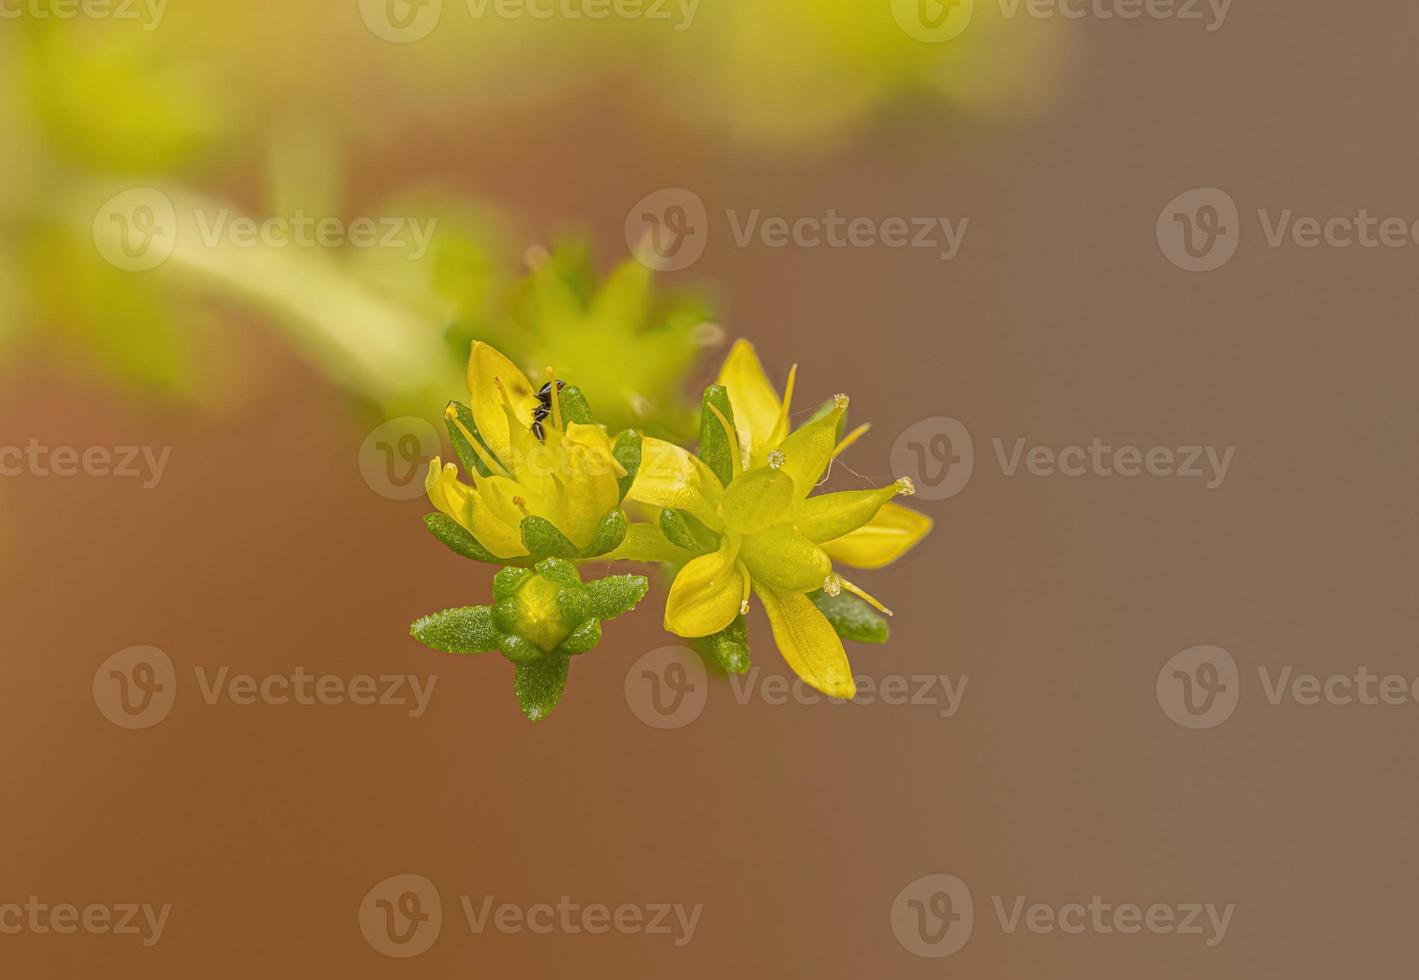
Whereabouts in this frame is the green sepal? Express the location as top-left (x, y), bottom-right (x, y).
top-left (556, 619), bottom-right (601, 656)
top-left (613, 429), bottom-right (642, 501)
top-left (520, 515), bottom-right (579, 560)
top-left (514, 654), bottom-right (571, 722)
top-left (698, 384), bottom-right (737, 487)
top-left (585, 574), bottom-right (650, 620)
top-left (809, 590), bottom-right (890, 644)
top-left (660, 508), bottom-right (720, 555)
top-left (499, 634), bottom-right (543, 664)
top-left (553, 385), bottom-right (594, 426)
top-left (423, 513), bottom-right (501, 564)
top-left (493, 566), bottom-right (535, 601)
top-left (534, 557), bottom-right (581, 588)
top-left (695, 614), bottom-right (751, 674)
top-left (580, 509), bottom-right (628, 558)
top-left (409, 606), bottom-right (500, 654)
top-left (445, 401), bottom-right (501, 477)
top-left (492, 597), bottom-right (520, 635)
top-left (555, 586), bottom-right (593, 625)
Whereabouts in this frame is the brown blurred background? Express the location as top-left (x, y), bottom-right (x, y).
top-left (3, 1), bottom-right (1419, 977)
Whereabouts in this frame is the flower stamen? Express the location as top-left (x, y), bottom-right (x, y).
top-left (445, 405), bottom-right (512, 479)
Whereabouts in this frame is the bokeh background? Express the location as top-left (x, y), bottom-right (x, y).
top-left (4, 1), bottom-right (1418, 976)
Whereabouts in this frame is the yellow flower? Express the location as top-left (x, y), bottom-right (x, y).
top-left (624, 340), bottom-right (932, 698)
top-left (426, 342), bottom-right (626, 560)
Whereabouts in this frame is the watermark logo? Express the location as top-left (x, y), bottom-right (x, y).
top-left (626, 188), bottom-right (709, 273)
top-left (360, 874), bottom-right (443, 958)
top-left (624, 646), bottom-right (707, 729)
top-left (891, 874), bottom-right (974, 958)
top-left (359, 417), bottom-right (443, 500)
top-left (1156, 645), bottom-right (1240, 730)
top-left (1157, 187), bottom-right (1241, 272)
top-left (891, 416), bottom-right (974, 501)
top-left (93, 646), bottom-right (177, 731)
top-left (358, 0), bottom-right (444, 41)
top-left (92, 188), bottom-right (178, 272)
top-left (891, 0), bottom-right (975, 43)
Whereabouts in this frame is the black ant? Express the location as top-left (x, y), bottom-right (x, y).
top-left (531, 380), bottom-right (565, 442)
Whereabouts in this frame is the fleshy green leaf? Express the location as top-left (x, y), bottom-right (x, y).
top-left (581, 509), bottom-right (628, 558)
top-left (698, 384), bottom-right (737, 486)
top-left (514, 654), bottom-right (571, 722)
top-left (520, 516), bottom-right (579, 560)
top-left (809, 590), bottom-right (891, 644)
top-left (556, 619), bottom-right (602, 656)
top-left (613, 429), bottom-right (643, 502)
top-left (585, 574), bottom-right (651, 620)
top-left (660, 508), bottom-right (720, 555)
top-left (556, 385), bottom-right (595, 426)
top-left (698, 615), bottom-right (751, 674)
top-left (555, 585), bottom-right (593, 625)
top-left (535, 557), bottom-right (581, 588)
top-left (410, 606), bottom-right (500, 654)
top-left (493, 566), bottom-right (535, 601)
top-left (424, 513), bottom-right (500, 564)
top-left (499, 634), bottom-right (543, 664)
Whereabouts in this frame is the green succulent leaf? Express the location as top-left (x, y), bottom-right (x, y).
top-left (424, 513), bottom-right (501, 564)
top-left (698, 384), bottom-right (738, 487)
top-left (698, 614), bottom-right (751, 674)
top-left (556, 619), bottom-right (602, 656)
top-left (499, 634), bottom-right (543, 664)
top-left (659, 508), bottom-right (721, 556)
top-left (534, 557), bottom-right (582, 588)
top-left (493, 566), bottom-right (535, 601)
top-left (556, 385), bottom-right (595, 426)
top-left (520, 516), bottom-right (579, 560)
top-left (585, 574), bottom-right (651, 621)
top-left (446, 401), bottom-right (501, 477)
top-left (555, 586), bottom-right (594, 625)
top-left (613, 429), bottom-right (643, 502)
top-left (514, 654), bottom-right (572, 722)
top-left (810, 590), bottom-right (891, 644)
top-left (581, 509), bottom-right (629, 558)
top-left (409, 606), bottom-right (501, 654)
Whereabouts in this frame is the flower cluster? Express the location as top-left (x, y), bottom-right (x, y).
top-left (409, 339), bottom-right (932, 720)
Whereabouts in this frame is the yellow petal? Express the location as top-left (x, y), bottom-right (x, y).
top-left (425, 459), bottom-right (527, 560)
top-left (467, 342), bottom-right (537, 465)
top-left (756, 585), bottom-right (856, 699)
top-left (605, 522), bottom-right (695, 564)
top-left (472, 475), bottom-right (535, 559)
top-left (821, 502), bottom-right (932, 570)
top-left (720, 465), bottom-right (794, 535)
top-left (664, 538), bottom-right (747, 638)
top-left (626, 437), bottom-right (724, 529)
top-left (716, 339), bottom-right (783, 464)
top-left (555, 423), bottom-right (624, 548)
top-left (777, 395), bottom-right (848, 500)
top-left (740, 524), bottom-right (833, 593)
top-left (795, 481), bottom-right (908, 543)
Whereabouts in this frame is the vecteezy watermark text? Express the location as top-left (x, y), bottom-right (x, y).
top-left (0, 441), bottom-right (170, 488)
top-left (358, 874), bottom-right (702, 959)
top-left (94, 647), bottom-right (438, 730)
top-left (891, 874), bottom-right (1234, 959)
top-left (0, 898), bottom-right (172, 946)
top-left (890, 417), bottom-right (1236, 501)
top-left (0, 0), bottom-right (167, 30)
top-left (358, 0), bottom-right (699, 43)
top-left (626, 188), bottom-right (969, 271)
